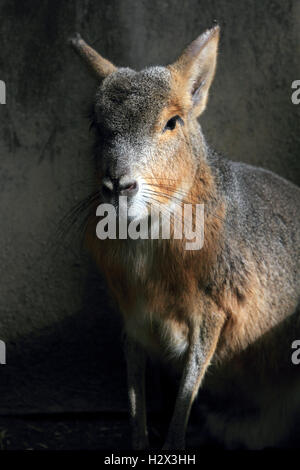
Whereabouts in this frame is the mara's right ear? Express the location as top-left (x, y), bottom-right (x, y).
top-left (170, 26), bottom-right (220, 117)
top-left (69, 33), bottom-right (117, 80)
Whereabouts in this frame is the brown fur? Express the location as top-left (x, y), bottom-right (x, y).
top-left (71, 24), bottom-right (300, 449)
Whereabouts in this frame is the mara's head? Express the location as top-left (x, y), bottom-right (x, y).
top-left (70, 26), bottom-right (219, 222)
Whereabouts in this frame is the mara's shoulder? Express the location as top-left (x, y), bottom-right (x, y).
top-left (207, 149), bottom-right (300, 203)
top-left (207, 150), bottom-right (300, 246)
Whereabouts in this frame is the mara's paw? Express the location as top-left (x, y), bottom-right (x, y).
top-left (132, 438), bottom-right (149, 451)
top-left (162, 440), bottom-right (185, 451)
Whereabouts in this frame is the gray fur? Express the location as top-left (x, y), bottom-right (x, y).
top-left (71, 28), bottom-right (300, 450)
top-left (94, 67), bottom-right (171, 180)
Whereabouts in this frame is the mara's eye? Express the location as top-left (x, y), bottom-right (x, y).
top-left (163, 115), bottom-right (183, 132)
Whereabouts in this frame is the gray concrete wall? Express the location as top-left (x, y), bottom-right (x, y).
top-left (0, 0), bottom-right (299, 413)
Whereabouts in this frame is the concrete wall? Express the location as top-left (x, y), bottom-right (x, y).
top-left (0, 0), bottom-right (299, 413)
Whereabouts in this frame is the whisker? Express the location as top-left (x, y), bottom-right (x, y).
top-left (144, 183), bottom-right (199, 201)
top-left (143, 188), bottom-right (199, 206)
top-left (142, 187), bottom-right (236, 233)
top-left (46, 190), bottom-right (101, 257)
top-left (141, 192), bottom-right (189, 228)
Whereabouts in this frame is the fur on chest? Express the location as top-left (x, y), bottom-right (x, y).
top-left (86, 218), bottom-right (271, 362)
top-left (94, 239), bottom-right (201, 359)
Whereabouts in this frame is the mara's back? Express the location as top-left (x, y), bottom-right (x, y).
top-left (200, 152), bottom-right (300, 449)
top-left (212, 152), bottom-right (300, 313)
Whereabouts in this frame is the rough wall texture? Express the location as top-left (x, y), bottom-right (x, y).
top-left (0, 0), bottom-right (299, 413)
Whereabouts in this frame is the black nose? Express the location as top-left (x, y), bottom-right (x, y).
top-left (102, 176), bottom-right (139, 198)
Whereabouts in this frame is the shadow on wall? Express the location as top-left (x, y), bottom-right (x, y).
top-left (0, 264), bottom-right (164, 414)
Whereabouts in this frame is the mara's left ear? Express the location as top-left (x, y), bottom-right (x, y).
top-left (170, 26), bottom-right (220, 117)
top-left (69, 33), bottom-right (117, 81)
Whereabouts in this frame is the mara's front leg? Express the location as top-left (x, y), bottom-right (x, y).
top-left (163, 310), bottom-right (225, 450)
top-left (125, 336), bottom-right (149, 450)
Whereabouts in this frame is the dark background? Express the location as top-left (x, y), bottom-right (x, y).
top-left (0, 0), bottom-right (299, 449)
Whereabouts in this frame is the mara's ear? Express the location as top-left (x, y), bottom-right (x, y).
top-left (69, 33), bottom-right (117, 80)
top-left (170, 26), bottom-right (220, 117)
